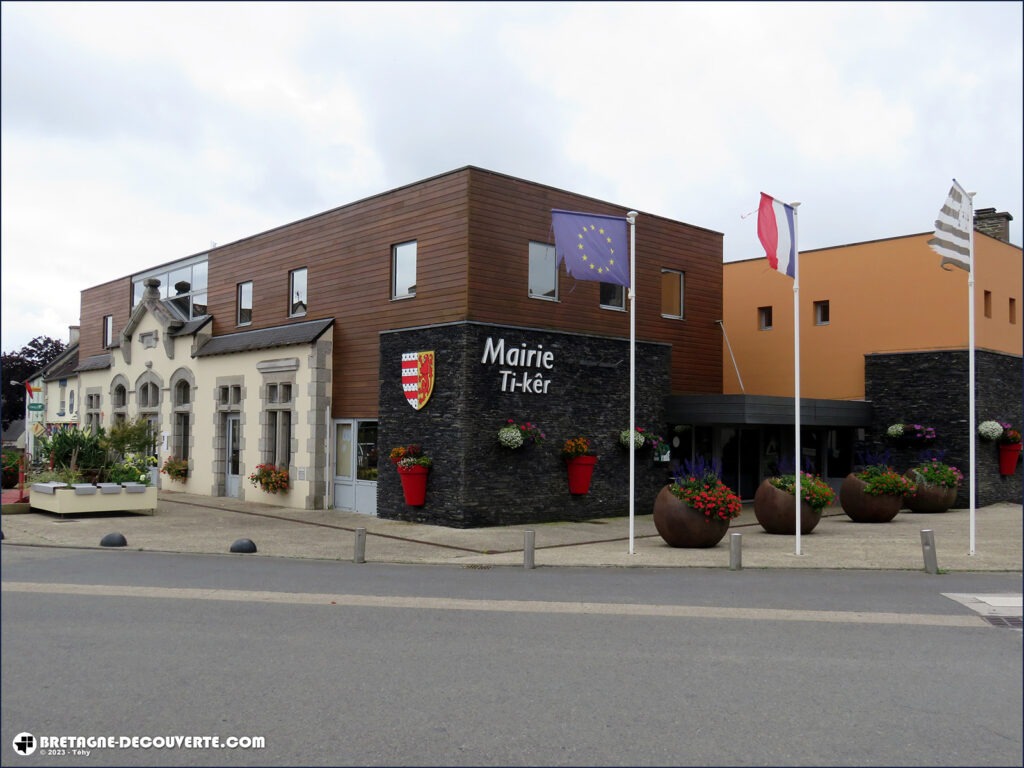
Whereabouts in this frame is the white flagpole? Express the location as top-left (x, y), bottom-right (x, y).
top-left (967, 192), bottom-right (976, 556)
top-left (627, 211), bottom-right (638, 555)
top-left (791, 202), bottom-right (802, 557)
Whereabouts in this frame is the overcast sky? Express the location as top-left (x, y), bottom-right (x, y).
top-left (2, 1), bottom-right (1021, 352)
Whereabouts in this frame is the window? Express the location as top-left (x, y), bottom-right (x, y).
top-left (171, 378), bottom-right (193, 463)
top-left (139, 382), bottom-right (160, 408)
top-left (814, 300), bottom-right (830, 325)
top-left (528, 241), bottom-right (558, 300)
top-left (112, 384), bottom-right (127, 409)
top-left (58, 380), bottom-right (67, 415)
top-left (84, 390), bottom-right (101, 432)
top-left (237, 281), bottom-right (253, 325)
top-left (103, 315), bottom-right (114, 348)
top-left (289, 268), bottom-right (308, 317)
top-left (1011, 298), bottom-right (1017, 325)
top-left (758, 306), bottom-right (773, 330)
top-left (660, 269), bottom-right (685, 319)
top-left (264, 381), bottom-right (293, 468)
top-left (599, 283), bottom-right (625, 310)
top-left (392, 241), bottom-right (417, 299)
top-left (983, 290), bottom-right (992, 318)
top-left (133, 256), bottom-right (208, 319)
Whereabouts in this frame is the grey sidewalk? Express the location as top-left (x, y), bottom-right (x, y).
top-left (1, 490), bottom-right (1021, 572)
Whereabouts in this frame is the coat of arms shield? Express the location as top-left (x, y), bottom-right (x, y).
top-left (401, 351), bottom-right (435, 410)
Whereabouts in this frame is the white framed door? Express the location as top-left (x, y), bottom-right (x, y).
top-left (333, 419), bottom-right (378, 515)
top-left (225, 414), bottom-right (241, 498)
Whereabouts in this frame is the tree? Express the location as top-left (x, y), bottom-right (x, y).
top-left (1, 336), bottom-right (67, 431)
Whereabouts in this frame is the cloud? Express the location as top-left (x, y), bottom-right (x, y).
top-left (1, 1), bottom-right (1021, 352)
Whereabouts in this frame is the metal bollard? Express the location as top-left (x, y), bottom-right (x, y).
top-left (523, 530), bottom-right (535, 570)
top-left (729, 532), bottom-right (742, 571)
top-left (920, 529), bottom-right (938, 574)
top-left (354, 527), bottom-right (366, 564)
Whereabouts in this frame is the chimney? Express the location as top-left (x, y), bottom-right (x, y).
top-left (68, 325), bottom-right (80, 345)
top-left (974, 208), bottom-right (1013, 242)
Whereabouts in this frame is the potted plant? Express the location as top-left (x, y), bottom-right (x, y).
top-left (248, 463), bottom-right (290, 494)
top-left (979, 420), bottom-right (1022, 475)
top-left (104, 454), bottom-right (155, 486)
top-left (885, 423), bottom-right (937, 446)
top-left (653, 458), bottom-right (742, 548)
top-left (498, 419), bottom-right (545, 450)
top-left (619, 428), bottom-right (647, 449)
top-left (839, 460), bottom-right (916, 523)
top-left (904, 457), bottom-right (963, 513)
top-left (390, 444), bottom-right (432, 506)
top-left (754, 471), bottom-right (835, 535)
top-left (562, 436), bottom-right (596, 495)
top-left (161, 455), bottom-right (189, 483)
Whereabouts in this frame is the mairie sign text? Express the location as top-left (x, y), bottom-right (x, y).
top-left (481, 337), bottom-right (553, 394)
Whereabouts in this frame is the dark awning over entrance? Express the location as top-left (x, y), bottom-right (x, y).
top-left (664, 394), bottom-right (872, 427)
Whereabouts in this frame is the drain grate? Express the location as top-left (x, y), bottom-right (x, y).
top-left (983, 616), bottom-right (1023, 629)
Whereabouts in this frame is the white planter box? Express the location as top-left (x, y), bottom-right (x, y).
top-left (29, 485), bottom-right (157, 516)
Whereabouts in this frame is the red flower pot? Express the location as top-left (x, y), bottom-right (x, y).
top-left (398, 465), bottom-right (429, 506)
top-left (998, 443), bottom-right (1022, 476)
top-left (566, 455), bottom-right (597, 495)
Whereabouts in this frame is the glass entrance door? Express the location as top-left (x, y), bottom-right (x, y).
top-left (225, 414), bottom-right (241, 498)
top-left (333, 420), bottom-right (378, 515)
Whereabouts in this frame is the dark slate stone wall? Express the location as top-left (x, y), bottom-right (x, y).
top-left (864, 349), bottom-right (1022, 507)
top-left (378, 322), bottom-right (672, 527)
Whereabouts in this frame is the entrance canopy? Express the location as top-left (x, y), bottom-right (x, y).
top-left (664, 394), bottom-right (872, 427)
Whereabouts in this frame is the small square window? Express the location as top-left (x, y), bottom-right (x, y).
top-left (758, 306), bottom-right (773, 330)
top-left (599, 282), bottom-right (625, 310)
top-left (814, 300), bottom-right (830, 325)
top-left (267, 384), bottom-right (278, 404)
top-left (230, 386), bottom-right (242, 405)
top-left (528, 241), bottom-right (558, 300)
top-left (280, 383), bottom-right (292, 403)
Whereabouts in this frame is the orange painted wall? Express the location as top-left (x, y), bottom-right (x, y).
top-left (723, 232), bottom-right (1022, 400)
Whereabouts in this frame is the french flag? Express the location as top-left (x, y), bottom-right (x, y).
top-left (757, 192), bottom-right (797, 278)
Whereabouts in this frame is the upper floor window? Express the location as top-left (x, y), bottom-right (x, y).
top-left (133, 255), bottom-right (208, 320)
top-left (599, 283), bottom-right (625, 310)
top-left (103, 315), bottom-right (114, 348)
top-left (289, 268), bottom-right (307, 317)
top-left (758, 306), bottom-right (773, 330)
top-left (814, 300), bottom-right (830, 325)
top-left (174, 379), bottom-right (191, 406)
top-left (112, 383), bottom-right (127, 409)
top-left (237, 281), bottom-right (253, 326)
top-left (1010, 297), bottom-right (1017, 325)
top-left (139, 382), bottom-right (160, 408)
top-left (660, 269), bottom-right (685, 319)
top-left (983, 290), bottom-right (992, 319)
top-left (528, 241), bottom-right (557, 301)
top-left (392, 241), bottom-right (417, 299)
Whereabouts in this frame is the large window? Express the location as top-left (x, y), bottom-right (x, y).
top-left (172, 378), bottom-right (192, 463)
top-left (289, 269), bottom-right (307, 317)
top-left (661, 269), bottom-right (685, 319)
top-left (237, 281), bottom-right (253, 326)
top-left (133, 256), bottom-right (208, 320)
top-left (264, 382), bottom-right (293, 468)
top-left (392, 241), bottom-right (417, 299)
top-left (528, 241), bottom-right (557, 300)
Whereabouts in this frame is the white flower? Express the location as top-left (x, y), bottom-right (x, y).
top-left (978, 420), bottom-right (1004, 441)
top-left (498, 425), bottom-right (524, 449)
top-left (886, 423), bottom-right (904, 438)
top-left (620, 429), bottom-right (645, 448)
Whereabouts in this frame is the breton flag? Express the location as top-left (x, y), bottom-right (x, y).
top-left (552, 210), bottom-right (630, 287)
top-left (928, 179), bottom-right (972, 272)
top-left (757, 193), bottom-right (797, 278)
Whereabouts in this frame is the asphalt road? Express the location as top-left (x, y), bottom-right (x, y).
top-left (2, 546), bottom-right (1022, 767)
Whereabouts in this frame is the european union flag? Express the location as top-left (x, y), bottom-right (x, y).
top-left (552, 209), bottom-right (629, 287)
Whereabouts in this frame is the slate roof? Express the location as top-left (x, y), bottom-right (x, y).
top-left (76, 353), bottom-right (113, 372)
top-left (195, 318), bottom-right (334, 357)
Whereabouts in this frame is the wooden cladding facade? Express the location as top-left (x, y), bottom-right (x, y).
top-left (77, 166), bottom-right (724, 418)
